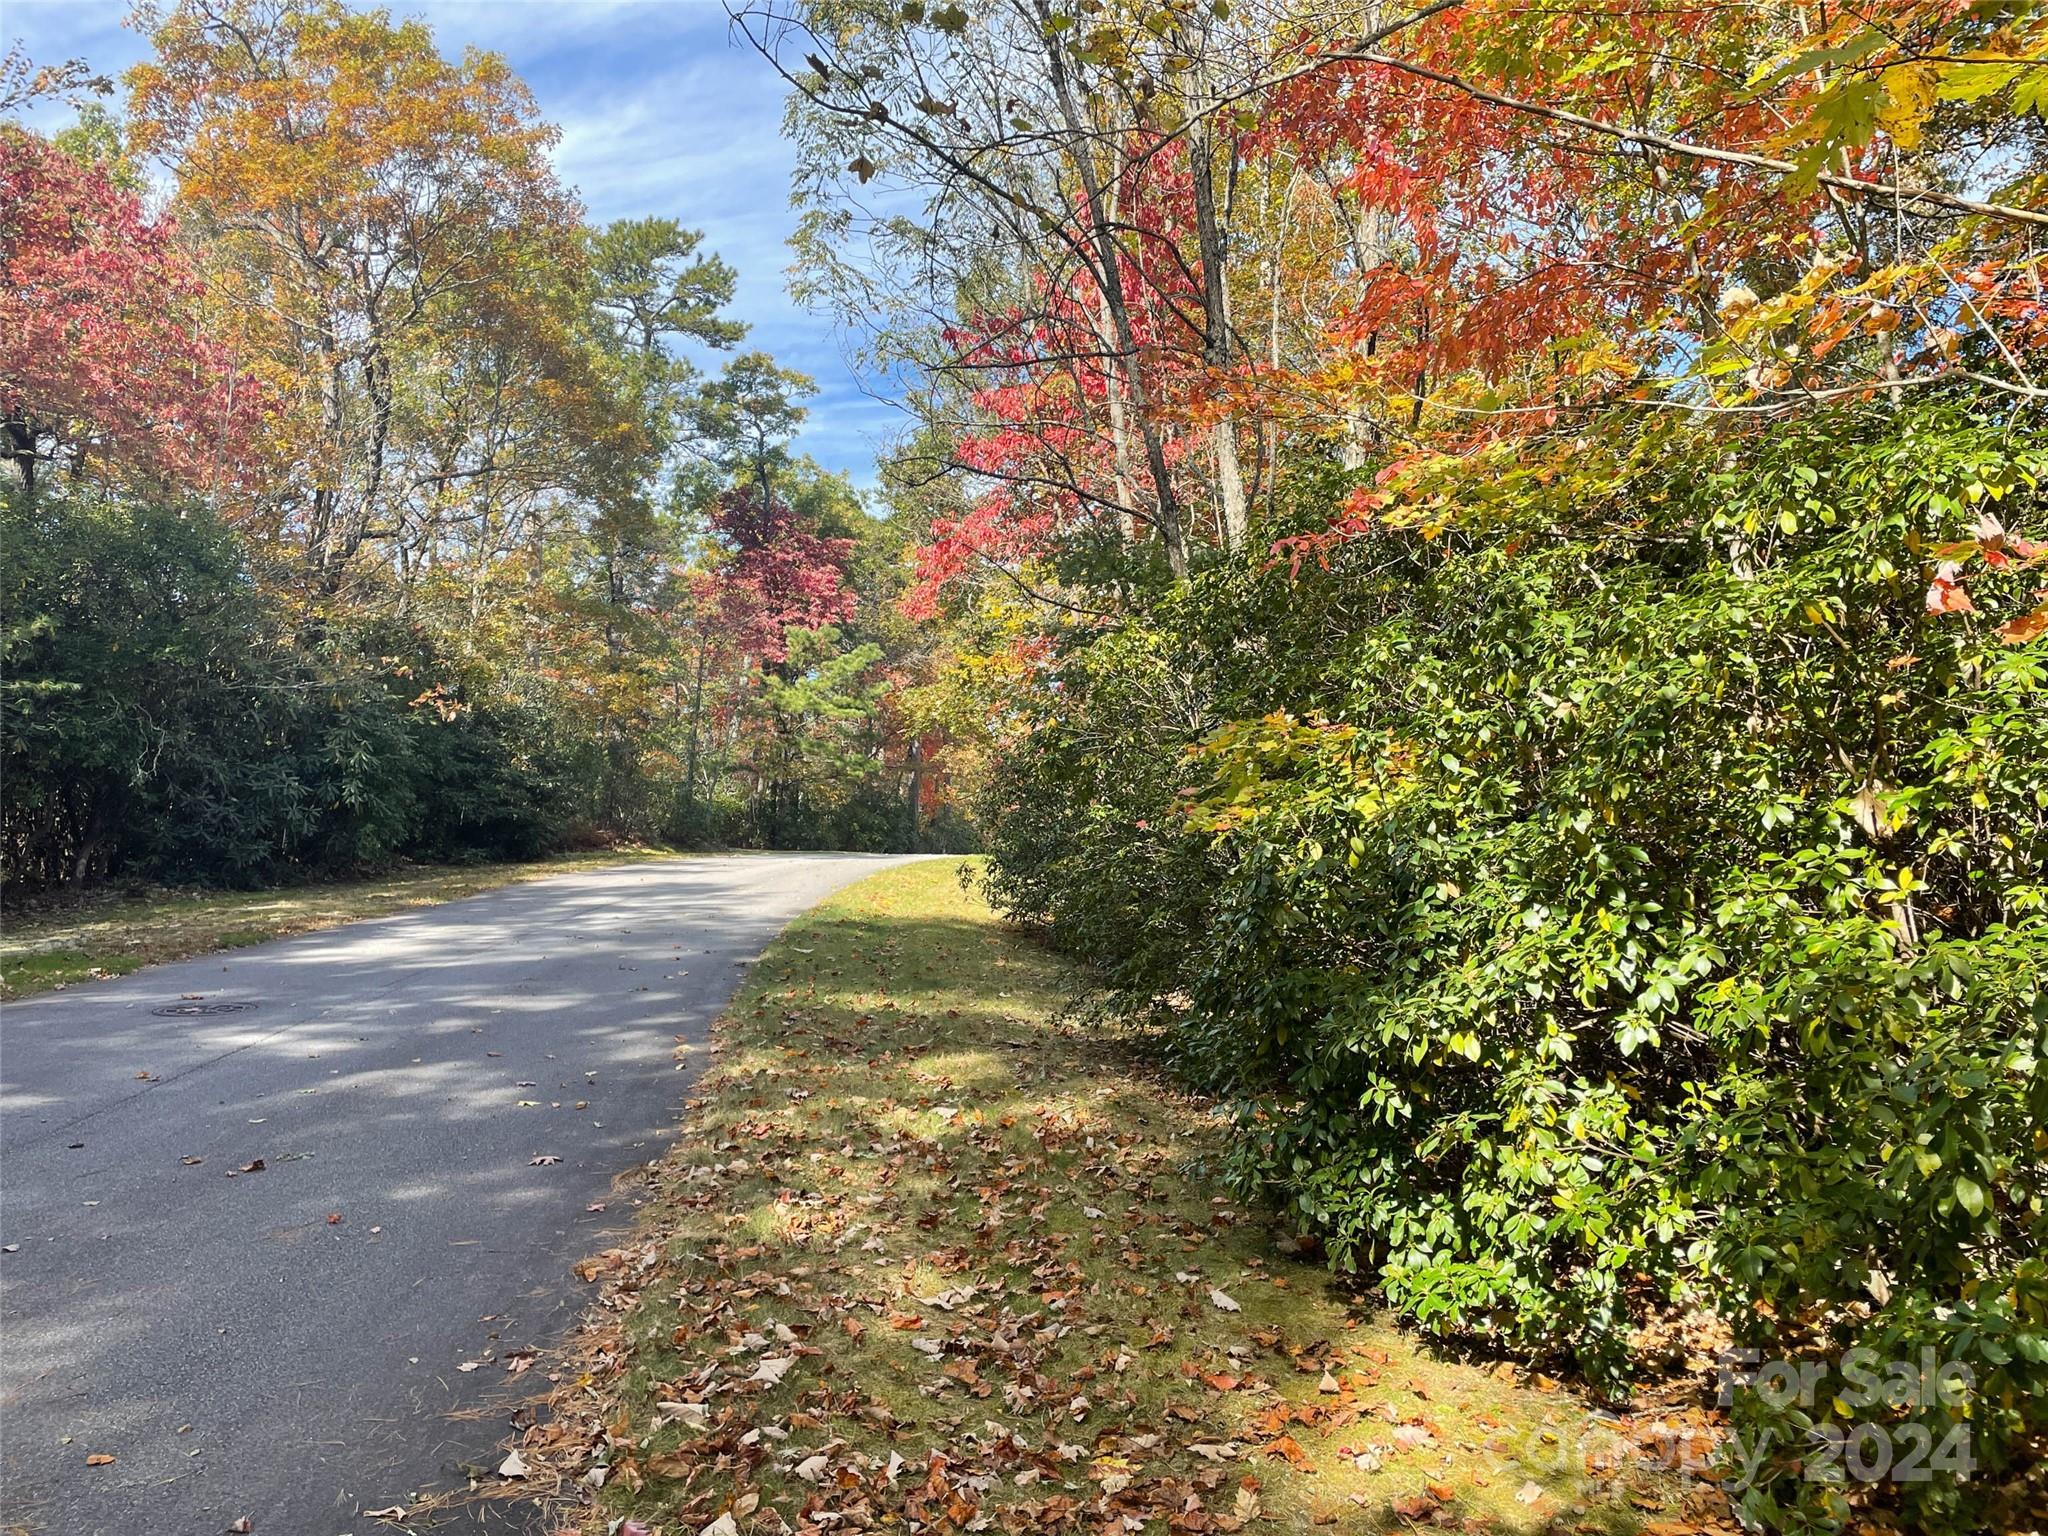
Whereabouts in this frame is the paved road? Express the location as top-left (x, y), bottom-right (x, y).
top-left (0, 854), bottom-right (925, 1536)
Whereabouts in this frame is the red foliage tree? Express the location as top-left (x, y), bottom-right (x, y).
top-left (0, 126), bottom-right (260, 491)
top-left (709, 484), bottom-right (857, 664)
top-left (906, 143), bottom-right (1215, 616)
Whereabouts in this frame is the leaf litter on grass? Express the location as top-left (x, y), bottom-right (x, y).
top-left (494, 861), bottom-right (1730, 1535)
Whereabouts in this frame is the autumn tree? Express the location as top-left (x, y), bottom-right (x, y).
top-left (0, 125), bottom-right (260, 491)
top-left (758, 0), bottom-right (1216, 577)
top-left (128, 0), bottom-right (584, 587)
top-left (6, 5), bottom-right (973, 894)
top-left (566, 218), bottom-right (750, 821)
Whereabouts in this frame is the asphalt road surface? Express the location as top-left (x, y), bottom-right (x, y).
top-left (0, 853), bottom-right (928, 1536)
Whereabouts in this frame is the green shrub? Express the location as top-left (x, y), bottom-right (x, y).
top-left (1, 486), bottom-right (572, 888)
top-left (978, 395), bottom-right (2048, 1530)
top-left (4, 486), bottom-right (304, 885)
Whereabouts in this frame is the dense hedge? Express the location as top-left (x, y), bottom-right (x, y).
top-left (978, 395), bottom-right (2048, 1531)
top-left (1, 487), bottom-right (577, 889)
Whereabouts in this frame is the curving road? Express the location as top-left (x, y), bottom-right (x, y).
top-left (0, 853), bottom-right (925, 1536)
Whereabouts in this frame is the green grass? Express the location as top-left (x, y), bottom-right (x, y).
top-left (526, 859), bottom-right (1720, 1535)
top-left (0, 847), bottom-right (680, 999)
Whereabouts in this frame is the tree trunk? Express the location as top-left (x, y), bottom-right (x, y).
top-left (1260, 177), bottom-right (1291, 514)
top-left (602, 540), bottom-right (631, 829)
top-left (1186, 80), bottom-right (1248, 550)
top-left (904, 737), bottom-right (925, 851)
top-left (312, 318), bottom-right (346, 579)
top-left (1339, 201), bottom-right (1397, 469)
top-left (2, 413), bottom-right (37, 489)
top-left (683, 628), bottom-right (710, 811)
top-left (1092, 176), bottom-right (1142, 537)
top-left (68, 799), bottom-right (112, 888)
top-left (1037, 4), bottom-right (1188, 577)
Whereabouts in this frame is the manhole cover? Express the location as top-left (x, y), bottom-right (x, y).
top-left (150, 1001), bottom-right (258, 1017)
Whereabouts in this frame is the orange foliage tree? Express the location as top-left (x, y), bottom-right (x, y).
top-left (128, 0), bottom-right (592, 584)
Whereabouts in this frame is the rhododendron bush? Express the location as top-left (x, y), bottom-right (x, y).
top-left (971, 393), bottom-right (2048, 1533)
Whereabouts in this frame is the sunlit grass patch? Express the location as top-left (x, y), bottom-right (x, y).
top-left (525, 859), bottom-right (1713, 1536)
top-left (903, 1046), bottom-right (1014, 1093)
top-left (0, 949), bottom-right (147, 992)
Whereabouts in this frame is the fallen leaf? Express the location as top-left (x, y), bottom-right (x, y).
top-left (1263, 1435), bottom-right (1314, 1470)
top-left (749, 1355), bottom-right (796, 1385)
top-left (86, 1453), bottom-right (116, 1466)
top-left (497, 1449), bottom-right (528, 1478)
top-left (1208, 1287), bottom-right (1242, 1312)
top-left (1389, 1490), bottom-right (1438, 1520)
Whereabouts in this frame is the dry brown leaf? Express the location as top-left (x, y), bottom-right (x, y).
top-left (1262, 1435), bottom-right (1314, 1470)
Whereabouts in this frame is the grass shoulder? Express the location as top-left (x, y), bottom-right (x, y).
top-left (516, 859), bottom-right (1720, 1535)
top-left (0, 847), bottom-right (680, 999)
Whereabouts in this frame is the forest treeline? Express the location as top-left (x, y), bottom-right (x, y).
top-left (758, 0), bottom-right (2048, 1530)
top-left (1, 10), bottom-right (970, 893)
top-left (7, 0), bottom-right (2048, 1528)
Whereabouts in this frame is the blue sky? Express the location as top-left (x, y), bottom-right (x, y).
top-left (2, 0), bottom-right (894, 489)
